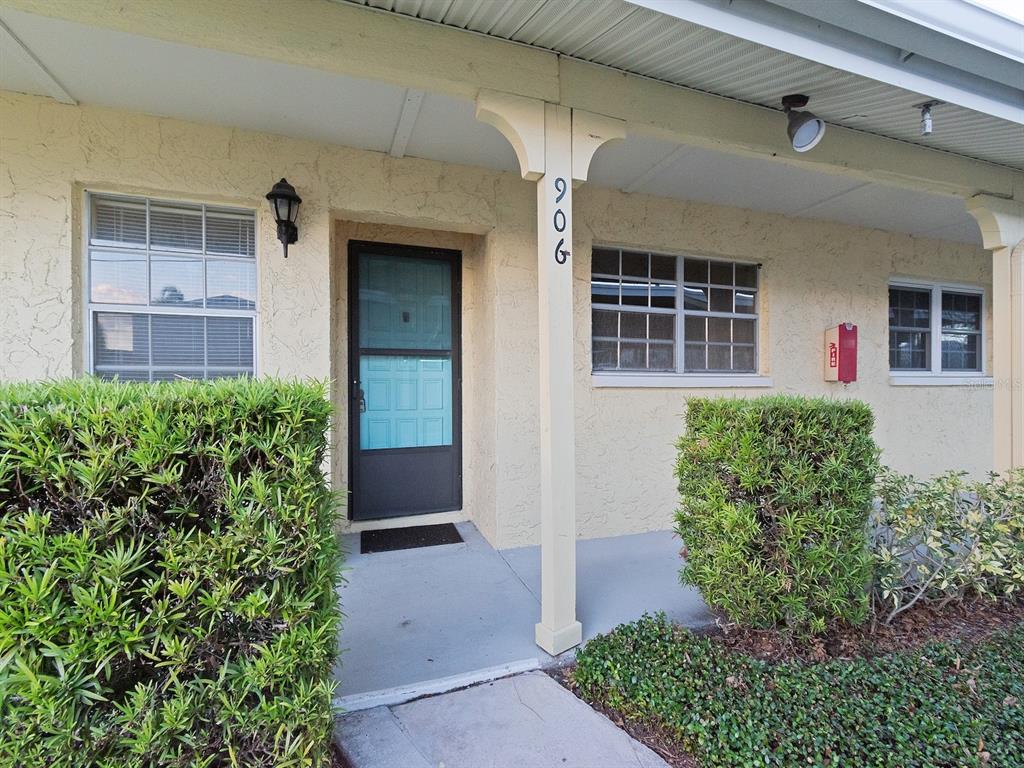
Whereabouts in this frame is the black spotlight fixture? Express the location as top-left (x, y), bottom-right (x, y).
top-left (266, 178), bottom-right (302, 257)
top-left (781, 94), bottom-right (826, 153)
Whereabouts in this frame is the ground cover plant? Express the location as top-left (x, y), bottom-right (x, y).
top-left (573, 613), bottom-right (1024, 768)
top-left (675, 396), bottom-right (879, 635)
top-left (0, 378), bottom-right (341, 768)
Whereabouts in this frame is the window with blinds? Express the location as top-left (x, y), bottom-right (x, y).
top-left (87, 194), bottom-right (257, 381)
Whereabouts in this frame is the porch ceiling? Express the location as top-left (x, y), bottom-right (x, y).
top-left (343, 0), bottom-right (1024, 171)
top-left (0, 6), bottom-right (983, 245)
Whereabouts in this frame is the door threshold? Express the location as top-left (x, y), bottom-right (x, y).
top-left (344, 509), bottom-right (467, 534)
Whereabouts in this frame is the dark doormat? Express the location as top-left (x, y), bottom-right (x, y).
top-left (360, 523), bottom-right (464, 554)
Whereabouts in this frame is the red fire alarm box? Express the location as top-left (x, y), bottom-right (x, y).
top-left (825, 324), bottom-right (857, 383)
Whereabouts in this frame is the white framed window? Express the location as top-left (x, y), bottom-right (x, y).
top-left (85, 193), bottom-right (258, 381)
top-left (888, 281), bottom-right (984, 376)
top-left (591, 247), bottom-right (759, 375)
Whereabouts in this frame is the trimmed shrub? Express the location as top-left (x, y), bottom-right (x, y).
top-left (0, 378), bottom-right (341, 768)
top-left (872, 468), bottom-right (1024, 623)
top-left (675, 396), bottom-right (879, 634)
top-left (574, 613), bottom-right (1024, 767)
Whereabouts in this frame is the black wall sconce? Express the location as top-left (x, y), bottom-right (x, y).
top-left (266, 178), bottom-right (302, 257)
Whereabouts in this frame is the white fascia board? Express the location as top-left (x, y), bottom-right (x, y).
top-left (627, 0), bottom-right (1024, 124)
top-left (859, 0), bottom-right (1024, 64)
top-left (768, 0), bottom-right (1022, 88)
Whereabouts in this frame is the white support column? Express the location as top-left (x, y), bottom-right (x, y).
top-left (477, 91), bottom-right (624, 655)
top-left (1013, 242), bottom-right (1023, 469)
top-left (966, 196), bottom-right (1024, 473)
top-left (534, 102), bottom-right (581, 654)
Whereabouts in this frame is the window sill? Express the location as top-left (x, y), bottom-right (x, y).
top-left (592, 372), bottom-right (773, 389)
top-left (889, 375), bottom-right (992, 387)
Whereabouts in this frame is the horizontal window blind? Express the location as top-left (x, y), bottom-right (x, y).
top-left (87, 194), bottom-right (257, 382)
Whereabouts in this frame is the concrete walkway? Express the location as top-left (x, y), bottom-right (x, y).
top-left (335, 522), bottom-right (711, 705)
top-left (335, 671), bottom-right (668, 768)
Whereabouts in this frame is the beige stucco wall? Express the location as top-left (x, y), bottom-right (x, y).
top-left (1, 90), bottom-right (993, 548)
top-left (570, 188), bottom-right (994, 544)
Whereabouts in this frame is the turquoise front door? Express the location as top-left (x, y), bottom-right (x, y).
top-left (348, 241), bottom-right (462, 519)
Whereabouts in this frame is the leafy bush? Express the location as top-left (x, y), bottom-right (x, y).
top-left (0, 378), bottom-right (341, 768)
top-left (675, 396), bottom-right (879, 634)
top-left (574, 613), bottom-right (1024, 767)
top-left (872, 468), bottom-right (1024, 624)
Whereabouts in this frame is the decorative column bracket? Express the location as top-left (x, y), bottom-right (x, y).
top-left (571, 108), bottom-right (627, 187)
top-left (476, 90), bottom-right (547, 181)
top-left (476, 89), bottom-right (625, 183)
top-left (967, 196), bottom-right (1024, 251)
top-left (966, 195), bottom-right (1024, 473)
top-left (476, 90), bottom-right (624, 656)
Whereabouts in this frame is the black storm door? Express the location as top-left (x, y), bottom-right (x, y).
top-left (348, 241), bottom-right (462, 520)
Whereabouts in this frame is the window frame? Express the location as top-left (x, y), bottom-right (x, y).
top-left (888, 278), bottom-right (986, 379)
top-left (590, 245), bottom-right (762, 379)
top-left (83, 190), bottom-right (260, 381)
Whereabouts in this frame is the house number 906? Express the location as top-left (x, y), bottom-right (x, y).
top-left (553, 177), bottom-right (570, 265)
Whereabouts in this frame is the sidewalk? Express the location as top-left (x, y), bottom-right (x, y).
top-left (334, 671), bottom-right (668, 768)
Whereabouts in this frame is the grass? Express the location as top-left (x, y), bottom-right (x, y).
top-left (572, 613), bottom-right (1024, 768)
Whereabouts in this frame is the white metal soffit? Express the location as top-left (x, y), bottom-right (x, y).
top-left (344, 0), bottom-right (1024, 171)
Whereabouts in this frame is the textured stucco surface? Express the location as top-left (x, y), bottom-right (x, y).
top-left (570, 187), bottom-right (994, 545)
top-left (0, 90), bottom-right (993, 548)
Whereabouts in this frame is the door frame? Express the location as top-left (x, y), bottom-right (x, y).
top-left (346, 240), bottom-right (463, 520)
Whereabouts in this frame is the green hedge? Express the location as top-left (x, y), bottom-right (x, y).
top-left (0, 378), bottom-right (341, 768)
top-left (676, 396), bottom-right (879, 634)
top-left (574, 613), bottom-right (1024, 767)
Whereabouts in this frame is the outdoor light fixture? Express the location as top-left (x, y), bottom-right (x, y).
top-left (782, 94), bottom-right (826, 153)
top-left (915, 100), bottom-right (942, 136)
top-left (266, 178), bottom-right (302, 258)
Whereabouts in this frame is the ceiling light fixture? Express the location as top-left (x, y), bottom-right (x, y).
top-left (915, 100), bottom-right (943, 136)
top-left (782, 94), bottom-right (826, 153)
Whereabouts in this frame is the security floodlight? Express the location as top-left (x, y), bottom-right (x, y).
top-left (782, 94), bottom-right (826, 153)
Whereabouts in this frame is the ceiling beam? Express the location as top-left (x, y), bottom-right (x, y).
top-left (389, 88), bottom-right (424, 158)
top-left (0, 14), bottom-right (74, 104)
top-left (623, 146), bottom-right (693, 193)
top-left (789, 181), bottom-right (872, 216)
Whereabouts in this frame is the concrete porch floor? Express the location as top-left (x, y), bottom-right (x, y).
top-left (335, 522), bottom-right (712, 704)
